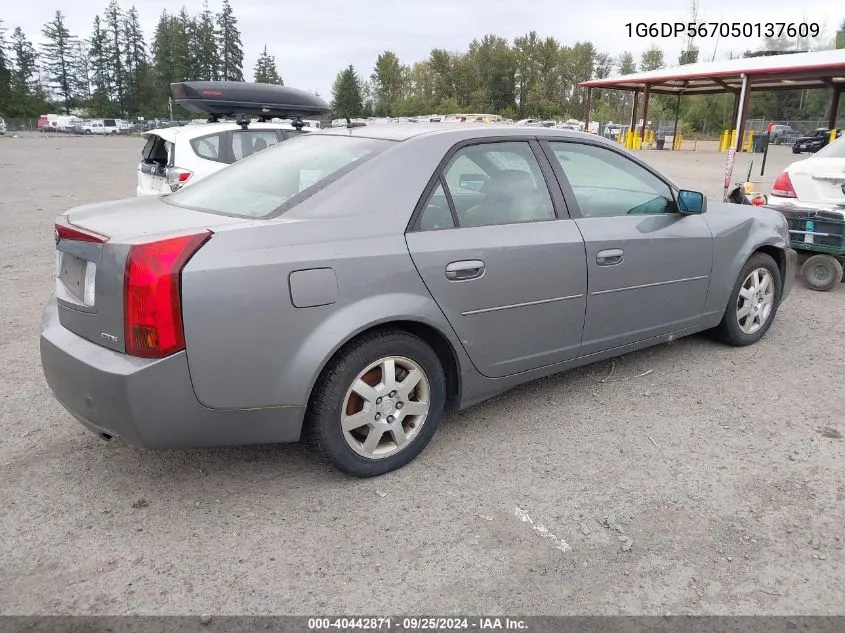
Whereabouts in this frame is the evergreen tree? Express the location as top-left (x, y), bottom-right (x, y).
top-left (253, 45), bottom-right (282, 84)
top-left (192, 1), bottom-right (218, 80)
top-left (0, 20), bottom-right (11, 114)
top-left (88, 16), bottom-right (112, 115)
top-left (41, 11), bottom-right (78, 113)
top-left (370, 51), bottom-right (404, 115)
top-left (9, 27), bottom-right (46, 116)
top-left (836, 19), bottom-right (845, 49)
top-left (123, 6), bottom-right (147, 116)
top-left (103, 0), bottom-right (125, 113)
top-left (216, 0), bottom-right (244, 81)
top-left (331, 65), bottom-right (363, 118)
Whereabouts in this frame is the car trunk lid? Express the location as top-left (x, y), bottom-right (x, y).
top-left (791, 157), bottom-right (845, 206)
top-left (55, 197), bottom-right (245, 353)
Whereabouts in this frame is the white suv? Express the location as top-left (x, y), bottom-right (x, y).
top-left (137, 121), bottom-right (308, 196)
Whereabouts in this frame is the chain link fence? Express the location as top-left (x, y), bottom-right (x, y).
top-left (2, 118), bottom-right (41, 131)
top-left (745, 118), bottom-right (843, 134)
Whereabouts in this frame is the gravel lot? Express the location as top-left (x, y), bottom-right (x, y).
top-left (1, 133), bottom-right (843, 616)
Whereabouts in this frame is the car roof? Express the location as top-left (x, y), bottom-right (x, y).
top-left (143, 121), bottom-right (299, 142)
top-left (313, 122), bottom-right (600, 143)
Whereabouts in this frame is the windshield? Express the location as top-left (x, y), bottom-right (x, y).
top-left (813, 135), bottom-right (845, 159)
top-left (167, 134), bottom-right (393, 218)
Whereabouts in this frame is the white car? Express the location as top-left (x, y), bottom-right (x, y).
top-left (137, 121), bottom-right (308, 196)
top-left (767, 135), bottom-right (845, 215)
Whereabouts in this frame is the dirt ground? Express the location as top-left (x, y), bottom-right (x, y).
top-left (1, 133), bottom-right (843, 616)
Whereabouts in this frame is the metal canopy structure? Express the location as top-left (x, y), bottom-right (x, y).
top-left (578, 49), bottom-right (845, 151)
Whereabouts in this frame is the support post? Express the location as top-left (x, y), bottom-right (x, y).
top-left (584, 87), bottom-right (592, 133)
top-left (761, 132), bottom-right (770, 177)
top-left (827, 86), bottom-right (841, 131)
top-left (734, 73), bottom-right (750, 153)
top-left (672, 92), bottom-right (681, 151)
top-left (641, 84), bottom-right (651, 145)
top-left (629, 89), bottom-right (639, 149)
top-left (729, 91), bottom-right (740, 138)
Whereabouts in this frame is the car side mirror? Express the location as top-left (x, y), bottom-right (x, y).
top-left (458, 173), bottom-right (488, 192)
top-left (677, 189), bottom-right (706, 214)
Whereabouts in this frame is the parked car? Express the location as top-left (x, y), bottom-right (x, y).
top-left (770, 124), bottom-right (795, 145)
top-left (0, 117), bottom-right (6, 135)
top-left (41, 124), bottom-right (796, 477)
top-left (792, 128), bottom-right (838, 154)
top-left (136, 120), bottom-right (310, 195)
top-left (767, 134), bottom-right (845, 214)
top-left (81, 120), bottom-right (106, 135)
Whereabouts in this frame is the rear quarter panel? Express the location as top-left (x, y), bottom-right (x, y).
top-left (702, 202), bottom-right (790, 320)
top-left (180, 224), bottom-right (466, 410)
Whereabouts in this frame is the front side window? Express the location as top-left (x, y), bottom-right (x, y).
top-left (549, 142), bottom-right (676, 217)
top-left (428, 141), bottom-right (555, 229)
top-left (168, 135), bottom-right (392, 218)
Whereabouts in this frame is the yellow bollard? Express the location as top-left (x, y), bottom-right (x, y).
top-left (730, 129), bottom-right (738, 150)
top-left (626, 130), bottom-right (633, 149)
top-left (719, 130), bottom-right (728, 152)
top-left (747, 130), bottom-right (754, 153)
top-left (830, 128), bottom-right (838, 144)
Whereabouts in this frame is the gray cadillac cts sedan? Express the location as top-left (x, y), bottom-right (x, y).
top-left (41, 124), bottom-right (797, 477)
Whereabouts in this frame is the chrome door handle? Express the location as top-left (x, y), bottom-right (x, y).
top-left (445, 260), bottom-right (485, 281)
top-left (596, 248), bottom-right (624, 266)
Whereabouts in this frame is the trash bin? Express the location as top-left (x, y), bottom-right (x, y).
top-left (752, 134), bottom-right (769, 153)
top-left (656, 139), bottom-right (665, 150)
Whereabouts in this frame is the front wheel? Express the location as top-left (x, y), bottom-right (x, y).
top-left (307, 329), bottom-right (446, 477)
top-left (712, 252), bottom-right (782, 346)
top-left (801, 254), bottom-right (843, 292)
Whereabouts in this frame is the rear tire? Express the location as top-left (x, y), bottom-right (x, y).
top-left (801, 254), bottom-right (843, 292)
top-left (712, 253), bottom-right (782, 346)
top-left (307, 329), bottom-right (446, 477)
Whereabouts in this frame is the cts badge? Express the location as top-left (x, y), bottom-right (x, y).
top-left (100, 332), bottom-right (119, 343)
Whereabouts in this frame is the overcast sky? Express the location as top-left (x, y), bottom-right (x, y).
top-left (2, 0), bottom-right (842, 101)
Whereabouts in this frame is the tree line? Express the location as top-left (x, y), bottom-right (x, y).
top-left (1, 3), bottom-right (843, 133)
top-left (331, 20), bottom-right (845, 134)
top-left (0, 0), bottom-right (277, 119)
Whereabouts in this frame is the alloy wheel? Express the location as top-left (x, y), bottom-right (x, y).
top-left (736, 267), bottom-right (775, 335)
top-left (341, 356), bottom-right (431, 460)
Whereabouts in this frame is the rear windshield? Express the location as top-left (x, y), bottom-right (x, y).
top-left (813, 135), bottom-right (845, 159)
top-left (167, 134), bottom-right (392, 218)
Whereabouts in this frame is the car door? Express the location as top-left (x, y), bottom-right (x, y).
top-left (542, 139), bottom-right (713, 356)
top-left (405, 139), bottom-right (587, 378)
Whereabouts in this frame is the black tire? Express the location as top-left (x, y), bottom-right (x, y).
top-left (307, 329), bottom-right (446, 477)
top-left (792, 146), bottom-right (800, 154)
top-left (712, 252), bottom-right (782, 346)
top-left (801, 254), bottom-right (843, 292)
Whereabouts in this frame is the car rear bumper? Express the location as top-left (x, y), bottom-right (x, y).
top-left (40, 299), bottom-right (305, 449)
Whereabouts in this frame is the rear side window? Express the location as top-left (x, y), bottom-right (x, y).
top-left (191, 133), bottom-right (223, 162)
top-left (814, 135), bottom-right (845, 158)
top-left (168, 135), bottom-right (392, 218)
top-left (104, 119), bottom-right (116, 127)
top-left (231, 130), bottom-right (281, 161)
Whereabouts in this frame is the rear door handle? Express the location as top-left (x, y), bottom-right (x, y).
top-left (596, 248), bottom-right (624, 266)
top-left (445, 260), bottom-right (485, 281)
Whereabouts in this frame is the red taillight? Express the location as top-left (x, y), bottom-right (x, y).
top-left (55, 222), bottom-right (107, 244)
top-left (771, 172), bottom-right (797, 198)
top-left (124, 231), bottom-right (211, 358)
top-left (165, 166), bottom-right (193, 188)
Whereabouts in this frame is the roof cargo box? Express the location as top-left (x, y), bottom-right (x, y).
top-left (170, 81), bottom-right (331, 119)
